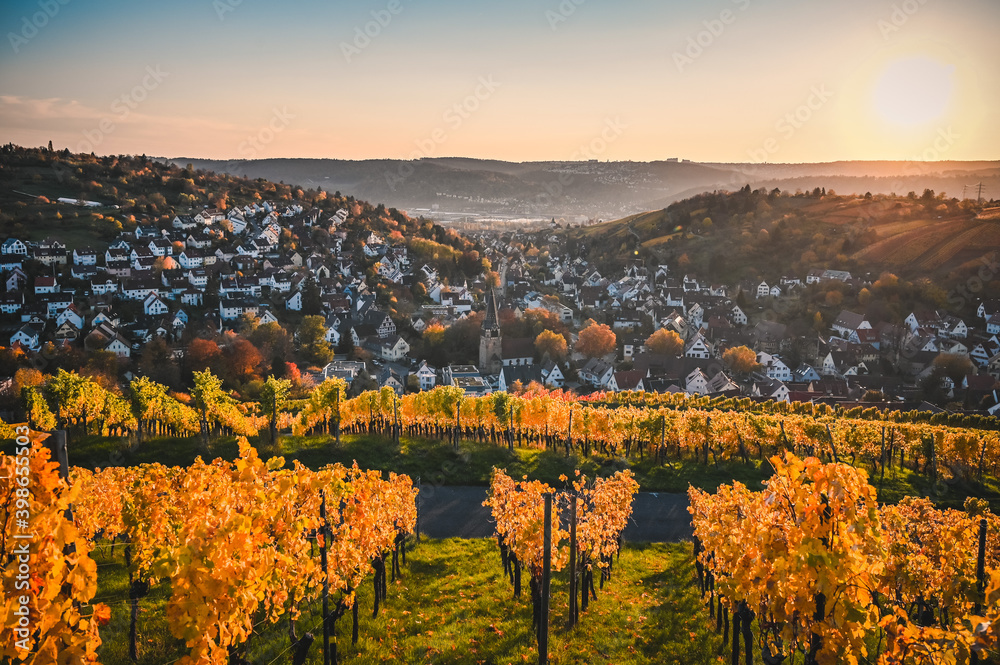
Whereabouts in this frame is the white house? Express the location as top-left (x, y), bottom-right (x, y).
top-left (103, 335), bottom-right (132, 358)
top-left (731, 305), bottom-right (748, 326)
top-left (415, 361), bottom-right (437, 391)
top-left (757, 352), bottom-right (792, 382)
top-left (684, 334), bottom-right (712, 359)
top-left (72, 247), bottom-right (98, 266)
top-left (540, 359), bottom-right (565, 388)
top-left (1, 238), bottom-right (28, 255)
top-left (11, 324), bottom-right (41, 351)
top-left (832, 310), bottom-right (870, 338)
top-left (756, 281), bottom-right (770, 299)
top-left (685, 368), bottom-right (709, 395)
top-left (608, 370), bottom-right (644, 393)
top-left (143, 293), bottom-right (170, 316)
top-left (372, 335), bottom-right (410, 362)
top-left (56, 304), bottom-right (85, 330)
top-left (34, 276), bottom-right (58, 294)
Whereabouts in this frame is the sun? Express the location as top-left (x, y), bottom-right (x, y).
top-left (872, 56), bottom-right (956, 127)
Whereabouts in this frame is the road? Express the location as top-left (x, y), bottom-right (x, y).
top-left (415, 485), bottom-right (693, 543)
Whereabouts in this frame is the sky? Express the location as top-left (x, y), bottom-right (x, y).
top-left (1, 0), bottom-right (997, 163)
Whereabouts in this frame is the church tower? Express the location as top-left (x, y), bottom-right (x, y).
top-left (479, 288), bottom-right (502, 375)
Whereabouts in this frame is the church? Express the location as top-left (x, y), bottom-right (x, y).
top-left (479, 288), bottom-right (502, 375)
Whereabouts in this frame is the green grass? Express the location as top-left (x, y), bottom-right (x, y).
top-left (94, 538), bottom-right (728, 665)
top-left (64, 431), bottom-right (1000, 509)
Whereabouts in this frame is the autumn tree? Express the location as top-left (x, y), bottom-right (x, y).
top-left (186, 337), bottom-right (222, 373)
top-left (222, 338), bottom-right (264, 384)
top-left (535, 329), bottom-right (568, 361)
top-left (575, 319), bottom-right (616, 359)
top-left (523, 306), bottom-right (567, 336)
top-left (645, 328), bottom-right (684, 356)
top-left (723, 345), bottom-right (759, 374)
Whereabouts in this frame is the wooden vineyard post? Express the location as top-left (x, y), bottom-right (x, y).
top-left (566, 409), bottom-right (573, 457)
top-left (973, 517), bottom-right (988, 665)
top-left (320, 492), bottom-right (331, 665)
top-left (334, 386), bottom-right (341, 446)
top-left (660, 415), bottom-right (666, 464)
top-left (509, 406), bottom-right (515, 453)
top-left (415, 477), bottom-right (421, 543)
top-left (568, 494), bottom-right (578, 628)
top-left (704, 416), bottom-right (711, 466)
top-left (454, 401), bottom-right (461, 450)
top-left (539, 492), bottom-right (552, 665)
top-left (393, 395), bottom-right (400, 444)
top-left (976, 517), bottom-right (988, 611)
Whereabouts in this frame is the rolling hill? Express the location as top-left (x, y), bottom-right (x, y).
top-left (165, 157), bottom-right (1000, 224)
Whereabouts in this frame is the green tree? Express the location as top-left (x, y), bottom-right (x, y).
top-left (21, 386), bottom-right (56, 431)
top-left (302, 275), bottom-right (323, 315)
top-left (259, 375), bottom-right (292, 446)
top-left (191, 369), bottom-right (228, 449)
top-left (128, 375), bottom-right (168, 446)
top-left (300, 315), bottom-right (334, 366)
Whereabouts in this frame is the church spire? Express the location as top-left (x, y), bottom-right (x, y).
top-left (482, 287), bottom-right (500, 333)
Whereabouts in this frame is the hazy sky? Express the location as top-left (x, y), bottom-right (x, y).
top-left (1, 0), bottom-right (997, 162)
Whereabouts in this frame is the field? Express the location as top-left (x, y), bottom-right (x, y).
top-left (92, 538), bottom-right (725, 665)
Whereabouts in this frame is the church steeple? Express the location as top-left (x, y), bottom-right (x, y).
top-left (482, 288), bottom-right (501, 336)
top-left (479, 288), bottom-right (502, 374)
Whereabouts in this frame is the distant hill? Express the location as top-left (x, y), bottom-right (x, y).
top-left (166, 157), bottom-right (1000, 223)
top-left (550, 188), bottom-right (1000, 292)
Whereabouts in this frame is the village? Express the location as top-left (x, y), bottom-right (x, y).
top-left (3, 197), bottom-right (1000, 417)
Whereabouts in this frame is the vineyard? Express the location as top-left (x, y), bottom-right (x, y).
top-left (2, 431), bottom-right (417, 664)
top-left (4, 372), bottom-right (1000, 663)
top-left (12, 370), bottom-right (1000, 496)
top-left (690, 454), bottom-right (1000, 664)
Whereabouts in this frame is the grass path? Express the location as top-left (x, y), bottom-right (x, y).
top-left (94, 538), bottom-right (728, 665)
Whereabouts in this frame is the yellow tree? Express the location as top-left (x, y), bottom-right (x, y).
top-left (645, 328), bottom-right (683, 356)
top-left (535, 329), bottom-right (568, 361)
top-left (723, 345), bottom-right (759, 374)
